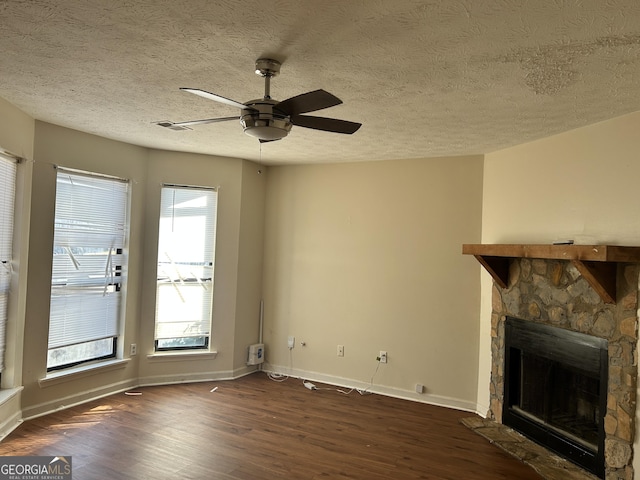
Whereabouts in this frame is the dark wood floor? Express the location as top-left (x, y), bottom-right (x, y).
top-left (0, 373), bottom-right (542, 479)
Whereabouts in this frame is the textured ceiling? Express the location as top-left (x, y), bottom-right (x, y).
top-left (2, 0), bottom-right (640, 165)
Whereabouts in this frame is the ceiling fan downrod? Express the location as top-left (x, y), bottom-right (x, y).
top-left (242, 58), bottom-right (291, 141)
top-left (255, 58), bottom-right (281, 100)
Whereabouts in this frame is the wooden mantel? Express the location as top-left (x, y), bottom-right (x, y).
top-left (462, 244), bottom-right (640, 304)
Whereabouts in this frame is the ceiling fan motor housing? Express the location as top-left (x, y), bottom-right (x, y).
top-left (241, 99), bottom-right (292, 140)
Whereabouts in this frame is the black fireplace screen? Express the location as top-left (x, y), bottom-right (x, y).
top-left (503, 317), bottom-right (608, 478)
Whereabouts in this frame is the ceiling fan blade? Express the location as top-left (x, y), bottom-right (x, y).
top-left (180, 88), bottom-right (256, 111)
top-left (169, 117), bottom-right (238, 127)
top-left (155, 117), bottom-right (238, 131)
top-left (276, 89), bottom-right (343, 115)
top-left (259, 138), bottom-right (281, 144)
top-left (291, 115), bottom-right (362, 134)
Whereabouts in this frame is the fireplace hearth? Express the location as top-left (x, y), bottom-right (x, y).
top-left (503, 316), bottom-right (607, 477)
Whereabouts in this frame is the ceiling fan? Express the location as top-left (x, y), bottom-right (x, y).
top-left (156, 58), bottom-right (362, 142)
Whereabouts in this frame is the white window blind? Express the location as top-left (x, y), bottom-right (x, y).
top-left (155, 185), bottom-right (217, 349)
top-left (0, 153), bottom-right (17, 374)
top-left (48, 169), bottom-right (129, 361)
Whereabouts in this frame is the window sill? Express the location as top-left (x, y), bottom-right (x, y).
top-left (39, 358), bottom-right (130, 388)
top-left (146, 350), bottom-right (218, 362)
top-left (0, 386), bottom-right (24, 407)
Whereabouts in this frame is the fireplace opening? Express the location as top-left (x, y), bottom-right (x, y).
top-left (503, 317), bottom-right (608, 478)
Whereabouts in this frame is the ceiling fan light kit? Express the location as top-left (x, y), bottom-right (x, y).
top-left (240, 98), bottom-right (292, 141)
top-left (242, 115), bottom-right (292, 140)
top-left (157, 58), bottom-right (361, 142)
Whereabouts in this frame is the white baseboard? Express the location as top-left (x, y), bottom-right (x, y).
top-left (13, 364), bottom-right (481, 440)
top-left (0, 387), bottom-right (23, 442)
top-left (233, 364), bottom-right (260, 378)
top-left (0, 411), bottom-right (22, 442)
top-left (138, 370), bottom-right (237, 387)
top-left (20, 366), bottom-right (262, 423)
top-left (22, 378), bottom-right (138, 420)
top-left (475, 401), bottom-right (490, 418)
top-left (263, 365), bottom-right (478, 413)
top-left (138, 365), bottom-right (259, 388)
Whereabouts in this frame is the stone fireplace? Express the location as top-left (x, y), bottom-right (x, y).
top-left (463, 244), bottom-right (640, 480)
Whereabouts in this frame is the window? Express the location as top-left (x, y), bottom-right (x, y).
top-left (47, 168), bottom-right (129, 371)
top-left (155, 185), bottom-right (217, 351)
top-left (0, 152), bottom-right (18, 378)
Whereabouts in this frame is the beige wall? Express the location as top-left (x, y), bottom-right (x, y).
top-left (480, 111), bottom-right (640, 467)
top-left (0, 109), bottom-right (266, 420)
top-left (23, 122), bottom-right (149, 416)
top-left (0, 97), bottom-right (34, 160)
top-left (262, 156), bottom-right (484, 409)
top-left (233, 162), bottom-right (267, 368)
top-left (137, 150), bottom-right (266, 383)
top-left (0, 98), bottom-right (34, 435)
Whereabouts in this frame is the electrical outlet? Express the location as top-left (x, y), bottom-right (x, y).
top-left (130, 343), bottom-right (137, 356)
top-left (415, 383), bottom-right (424, 394)
top-left (288, 336), bottom-right (295, 349)
top-left (379, 350), bottom-right (387, 363)
top-left (337, 345), bottom-right (344, 357)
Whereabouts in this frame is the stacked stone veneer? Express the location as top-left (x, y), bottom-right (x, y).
top-left (488, 258), bottom-right (639, 480)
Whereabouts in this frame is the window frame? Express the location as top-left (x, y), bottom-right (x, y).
top-left (154, 184), bottom-right (218, 352)
top-left (0, 151), bottom-right (19, 381)
top-left (47, 167), bottom-right (130, 372)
